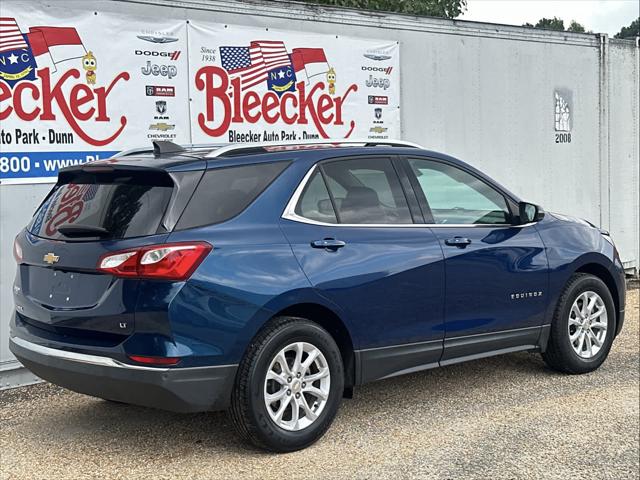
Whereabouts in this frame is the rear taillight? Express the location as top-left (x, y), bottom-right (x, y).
top-left (128, 355), bottom-right (181, 366)
top-left (13, 237), bottom-right (23, 264)
top-left (97, 242), bottom-right (211, 280)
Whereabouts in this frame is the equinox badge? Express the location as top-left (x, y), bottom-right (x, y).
top-left (43, 252), bottom-right (59, 265)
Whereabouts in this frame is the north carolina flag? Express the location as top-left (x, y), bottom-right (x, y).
top-left (291, 48), bottom-right (329, 84)
top-left (26, 26), bottom-right (86, 72)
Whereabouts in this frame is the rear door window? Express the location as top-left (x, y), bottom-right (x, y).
top-left (28, 172), bottom-right (174, 240)
top-left (176, 161), bottom-right (290, 229)
top-left (320, 157), bottom-right (412, 224)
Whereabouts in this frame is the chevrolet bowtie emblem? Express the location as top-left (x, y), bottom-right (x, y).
top-left (43, 252), bottom-right (59, 265)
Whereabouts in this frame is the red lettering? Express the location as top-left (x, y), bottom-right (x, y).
top-left (1, 68), bottom-right (129, 146)
top-left (334, 84), bottom-right (357, 126)
top-left (60, 184), bottom-right (82, 204)
top-left (262, 92), bottom-right (279, 124)
top-left (45, 201), bottom-right (84, 236)
top-left (94, 72), bottom-right (129, 122)
top-left (0, 81), bottom-right (11, 120)
top-left (231, 77), bottom-right (243, 123)
top-left (196, 65), bottom-right (230, 137)
top-left (195, 66), bottom-right (358, 139)
top-left (280, 92), bottom-right (298, 125)
top-left (243, 91), bottom-right (261, 123)
top-left (316, 93), bottom-right (334, 124)
top-left (69, 84), bottom-right (95, 121)
top-left (13, 82), bottom-right (40, 121)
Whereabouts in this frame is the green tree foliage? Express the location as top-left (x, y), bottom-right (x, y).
top-left (567, 20), bottom-right (586, 33)
top-left (523, 17), bottom-right (587, 33)
top-left (300, 0), bottom-right (467, 19)
top-left (615, 17), bottom-right (640, 39)
top-left (533, 17), bottom-right (565, 31)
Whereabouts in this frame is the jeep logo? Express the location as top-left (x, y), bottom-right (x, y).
top-left (141, 61), bottom-right (177, 79)
top-left (365, 75), bottom-right (390, 90)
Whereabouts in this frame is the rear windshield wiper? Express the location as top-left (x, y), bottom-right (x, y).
top-left (57, 225), bottom-right (111, 238)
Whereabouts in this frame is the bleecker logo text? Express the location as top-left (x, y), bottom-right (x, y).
top-left (195, 66), bottom-right (358, 139)
top-left (0, 68), bottom-right (130, 146)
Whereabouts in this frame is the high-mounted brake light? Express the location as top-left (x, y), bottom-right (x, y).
top-left (13, 237), bottom-right (23, 264)
top-left (97, 242), bottom-right (211, 280)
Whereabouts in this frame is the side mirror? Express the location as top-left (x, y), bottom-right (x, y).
top-left (518, 202), bottom-right (545, 224)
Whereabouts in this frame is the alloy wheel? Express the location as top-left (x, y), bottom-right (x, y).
top-left (263, 342), bottom-right (331, 431)
top-left (568, 291), bottom-right (608, 359)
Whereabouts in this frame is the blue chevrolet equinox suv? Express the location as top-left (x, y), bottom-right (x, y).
top-left (10, 139), bottom-right (626, 452)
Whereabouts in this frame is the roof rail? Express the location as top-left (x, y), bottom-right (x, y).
top-left (205, 138), bottom-right (423, 158)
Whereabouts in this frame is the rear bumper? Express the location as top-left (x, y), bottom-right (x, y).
top-left (9, 335), bottom-right (237, 413)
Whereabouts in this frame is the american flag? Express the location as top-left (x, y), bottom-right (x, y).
top-left (0, 17), bottom-right (28, 53)
top-left (220, 40), bottom-right (291, 89)
top-left (82, 184), bottom-right (99, 202)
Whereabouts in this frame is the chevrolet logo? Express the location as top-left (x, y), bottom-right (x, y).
top-left (43, 252), bottom-right (59, 265)
top-left (149, 122), bottom-right (175, 132)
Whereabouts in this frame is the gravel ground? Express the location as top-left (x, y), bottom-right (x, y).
top-left (1, 287), bottom-right (638, 480)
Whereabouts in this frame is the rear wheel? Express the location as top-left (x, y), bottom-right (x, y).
top-left (542, 273), bottom-right (616, 374)
top-left (229, 317), bottom-right (344, 452)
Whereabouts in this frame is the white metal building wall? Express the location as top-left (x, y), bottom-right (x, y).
top-left (0, 0), bottom-right (638, 386)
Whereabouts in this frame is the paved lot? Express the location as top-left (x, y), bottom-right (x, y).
top-left (1, 287), bottom-right (638, 480)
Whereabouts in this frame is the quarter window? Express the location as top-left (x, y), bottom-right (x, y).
top-left (176, 161), bottom-right (290, 229)
top-left (408, 158), bottom-right (511, 225)
top-left (294, 170), bottom-right (338, 224)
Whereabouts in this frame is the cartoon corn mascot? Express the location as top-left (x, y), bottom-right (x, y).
top-left (82, 51), bottom-right (97, 85)
top-left (326, 68), bottom-right (336, 95)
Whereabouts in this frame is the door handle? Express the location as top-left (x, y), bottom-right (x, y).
top-left (445, 237), bottom-right (472, 248)
top-left (311, 239), bottom-right (346, 250)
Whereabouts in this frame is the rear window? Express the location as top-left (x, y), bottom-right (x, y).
top-left (175, 161), bottom-right (290, 230)
top-left (28, 171), bottom-right (174, 240)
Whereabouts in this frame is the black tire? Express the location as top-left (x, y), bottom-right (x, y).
top-left (229, 316), bottom-right (344, 452)
top-left (542, 273), bottom-right (616, 374)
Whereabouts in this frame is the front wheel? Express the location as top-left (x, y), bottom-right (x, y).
top-left (230, 317), bottom-right (344, 452)
top-left (542, 273), bottom-right (616, 374)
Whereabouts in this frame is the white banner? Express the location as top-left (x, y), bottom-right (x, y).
top-left (188, 22), bottom-right (400, 144)
top-left (0, 4), bottom-right (400, 185)
top-left (0, 5), bottom-right (189, 184)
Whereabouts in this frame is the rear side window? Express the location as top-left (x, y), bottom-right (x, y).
top-left (28, 172), bottom-right (174, 240)
top-left (320, 157), bottom-right (412, 224)
top-left (176, 161), bottom-right (289, 229)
